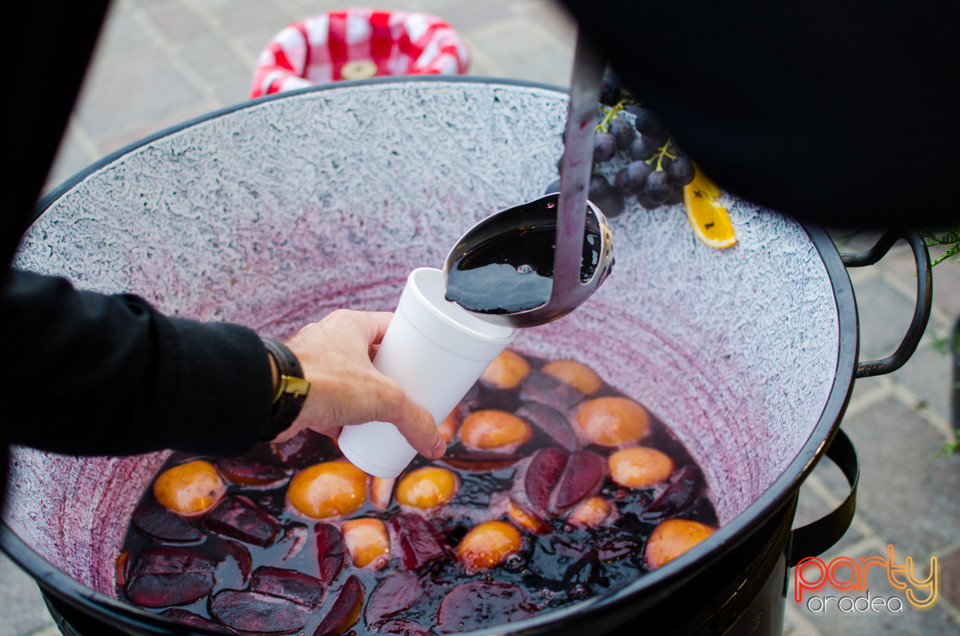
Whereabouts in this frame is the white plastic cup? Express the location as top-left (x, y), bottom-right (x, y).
top-left (338, 267), bottom-right (516, 477)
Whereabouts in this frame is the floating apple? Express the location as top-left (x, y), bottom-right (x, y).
top-left (608, 446), bottom-right (674, 488)
top-left (541, 359), bottom-right (603, 395)
top-left (644, 518), bottom-right (716, 569)
top-left (152, 460), bottom-right (225, 516)
top-left (575, 396), bottom-right (650, 446)
top-left (460, 410), bottom-right (531, 451)
top-left (456, 521), bottom-right (522, 572)
top-left (287, 461), bottom-right (367, 519)
top-left (342, 518), bottom-right (390, 569)
top-left (395, 466), bottom-right (458, 509)
top-left (480, 349), bottom-right (531, 389)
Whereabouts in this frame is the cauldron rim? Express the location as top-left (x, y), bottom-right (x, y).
top-left (5, 76), bottom-right (859, 635)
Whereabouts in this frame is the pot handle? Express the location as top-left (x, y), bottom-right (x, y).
top-left (841, 229), bottom-right (933, 378)
top-left (787, 428), bottom-right (859, 567)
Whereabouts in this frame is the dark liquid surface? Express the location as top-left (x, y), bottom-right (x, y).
top-left (445, 225), bottom-right (601, 314)
top-left (118, 352), bottom-right (716, 635)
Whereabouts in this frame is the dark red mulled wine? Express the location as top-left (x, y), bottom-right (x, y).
top-left (118, 351), bottom-right (717, 635)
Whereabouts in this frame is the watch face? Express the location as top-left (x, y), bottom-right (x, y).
top-left (281, 376), bottom-right (311, 400)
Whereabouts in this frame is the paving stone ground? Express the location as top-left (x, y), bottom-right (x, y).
top-left (4, 1), bottom-right (959, 634)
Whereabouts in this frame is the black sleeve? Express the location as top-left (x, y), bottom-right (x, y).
top-left (1, 1), bottom-right (273, 460)
top-left (0, 270), bottom-right (273, 458)
top-left (559, 0), bottom-right (960, 229)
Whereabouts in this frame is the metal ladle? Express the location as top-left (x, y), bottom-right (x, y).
top-left (442, 30), bottom-right (613, 328)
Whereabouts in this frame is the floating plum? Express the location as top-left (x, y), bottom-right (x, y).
top-left (221, 540), bottom-right (252, 585)
top-left (436, 581), bottom-right (536, 633)
top-left (288, 461), bottom-right (367, 519)
top-left (250, 566), bottom-right (325, 608)
top-left (131, 500), bottom-right (203, 543)
top-left (524, 448), bottom-right (568, 513)
top-left (342, 518), bottom-right (390, 569)
top-left (208, 589), bottom-right (307, 634)
top-left (480, 349), bottom-right (531, 389)
top-left (460, 410), bottom-right (531, 451)
top-left (395, 466), bottom-right (458, 509)
top-left (553, 450), bottom-right (605, 510)
top-left (516, 401), bottom-right (578, 451)
top-left (202, 495), bottom-right (282, 547)
top-left (364, 572), bottom-right (428, 625)
top-left (159, 608), bottom-right (228, 632)
top-left (641, 465), bottom-right (705, 521)
top-left (524, 448), bottom-right (603, 514)
top-left (575, 396), bottom-right (650, 446)
top-left (456, 520), bottom-right (523, 572)
top-left (123, 351), bottom-right (718, 634)
top-left (315, 575), bottom-right (364, 636)
top-left (541, 359), bottom-right (603, 395)
top-left (124, 548), bottom-right (218, 608)
top-left (644, 518), bottom-right (716, 569)
top-left (315, 523), bottom-right (346, 584)
top-left (152, 460), bottom-right (225, 516)
top-left (271, 429), bottom-right (340, 468)
top-left (519, 370), bottom-right (585, 410)
top-left (609, 447), bottom-right (674, 488)
top-left (388, 513), bottom-right (448, 571)
top-left (441, 448), bottom-right (525, 471)
top-left (216, 458), bottom-right (292, 486)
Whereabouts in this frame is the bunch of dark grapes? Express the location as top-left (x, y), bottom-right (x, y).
top-left (545, 71), bottom-right (696, 218)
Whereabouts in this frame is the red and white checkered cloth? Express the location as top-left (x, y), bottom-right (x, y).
top-left (251, 9), bottom-right (471, 98)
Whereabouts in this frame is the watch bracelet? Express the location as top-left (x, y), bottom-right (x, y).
top-left (260, 337), bottom-right (310, 441)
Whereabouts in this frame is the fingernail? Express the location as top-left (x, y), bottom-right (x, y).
top-left (430, 437), bottom-right (446, 458)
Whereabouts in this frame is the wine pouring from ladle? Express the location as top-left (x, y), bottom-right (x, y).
top-left (443, 30), bottom-right (614, 328)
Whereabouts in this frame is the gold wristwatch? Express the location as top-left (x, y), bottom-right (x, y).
top-left (261, 337), bottom-right (311, 440)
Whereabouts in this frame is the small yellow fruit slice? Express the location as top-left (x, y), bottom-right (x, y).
top-left (481, 350), bottom-right (530, 389)
top-left (608, 447), bottom-right (674, 488)
top-left (455, 521), bottom-right (522, 571)
top-left (567, 496), bottom-right (612, 528)
top-left (645, 518), bottom-right (716, 569)
top-left (342, 518), bottom-right (390, 568)
top-left (460, 410), bottom-right (531, 450)
top-left (153, 460), bottom-right (225, 516)
top-left (395, 466), bottom-right (458, 509)
top-left (288, 461), bottom-right (368, 519)
top-left (683, 168), bottom-right (737, 249)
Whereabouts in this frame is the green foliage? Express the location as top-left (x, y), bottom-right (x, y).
top-left (934, 432), bottom-right (960, 458)
top-left (919, 226), bottom-right (960, 267)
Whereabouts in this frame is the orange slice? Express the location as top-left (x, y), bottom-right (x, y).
top-left (683, 168), bottom-right (737, 249)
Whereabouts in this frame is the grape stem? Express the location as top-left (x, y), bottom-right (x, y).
top-left (646, 137), bottom-right (678, 171)
top-left (595, 100), bottom-right (628, 133)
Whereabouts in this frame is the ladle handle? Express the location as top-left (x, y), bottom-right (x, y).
top-left (840, 229), bottom-right (933, 378)
top-left (552, 29), bottom-right (605, 309)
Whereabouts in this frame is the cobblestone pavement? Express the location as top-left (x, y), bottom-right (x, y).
top-left (3, 1), bottom-right (959, 635)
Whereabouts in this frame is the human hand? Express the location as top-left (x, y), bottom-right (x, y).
top-left (272, 309), bottom-right (446, 460)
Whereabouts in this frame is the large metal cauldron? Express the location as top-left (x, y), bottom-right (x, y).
top-left (1, 78), bottom-right (930, 635)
